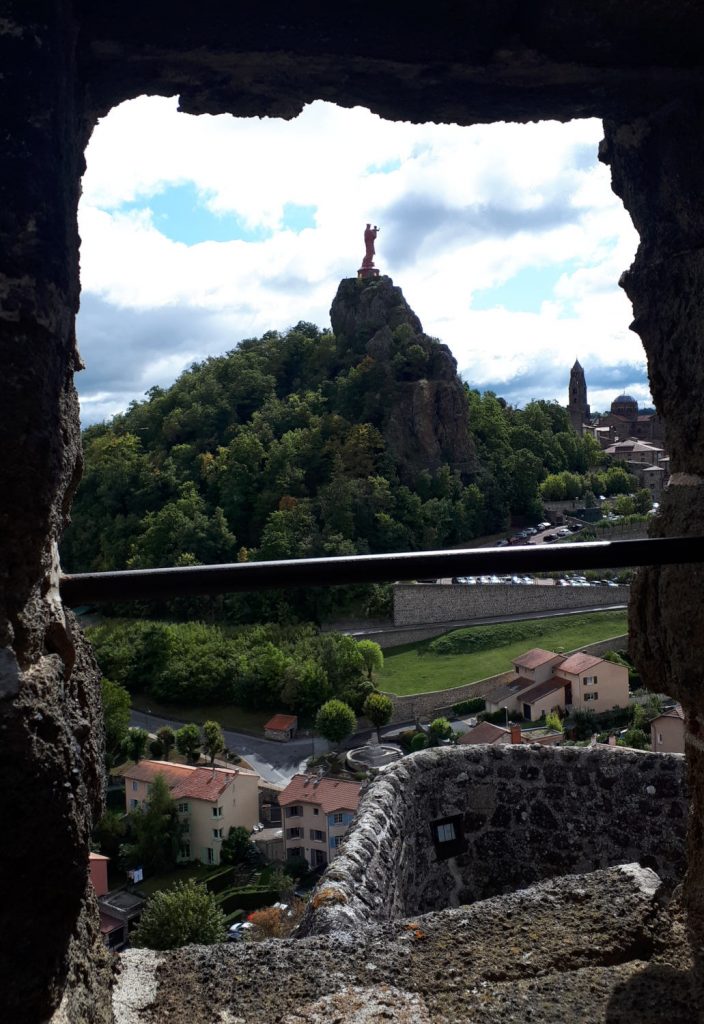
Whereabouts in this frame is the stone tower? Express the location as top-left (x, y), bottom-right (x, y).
top-left (568, 359), bottom-right (590, 435)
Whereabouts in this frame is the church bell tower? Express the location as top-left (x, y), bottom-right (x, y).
top-left (568, 360), bottom-right (590, 435)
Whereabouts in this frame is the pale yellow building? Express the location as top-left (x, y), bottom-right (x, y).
top-left (278, 774), bottom-right (362, 869)
top-left (650, 705), bottom-right (685, 753)
top-left (484, 648), bottom-right (630, 721)
top-left (117, 760), bottom-right (261, 866)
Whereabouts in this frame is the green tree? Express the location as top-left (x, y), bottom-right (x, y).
top-left (175, 723), bottom-right (201, 764)
top-left (544, 710), bottom-right (564, 733)
top-left (571, 709), bottom-right (598, 740)
top-left (121, 727), bottom-right (149, 764)
top-left (157, 726), bottom-right (176, 762)
top-left (202, 720), bottom-right (225, 766)
top-left (101, 678), bottom-right (131, 763)
top-left (94, 809), bottom-right (127, 861)
top-left (121, 774), bottom-right (183, 874)
top-left (220, 825), bottom-right (261, 867)
top-left (428, 717), bottom-right (453, 745)
top-left (132, 879), bottom-right (226, 950)
top-left (315, 699), bottom-right (357, 744)
top-left (357, 640), bottom-right (384, 682)
top-left (362, 692), bottom-right (393, 742)
top-left (410, 732), bottom-right (428, 751)
top-left (619, 727), bottom-right (650, 750)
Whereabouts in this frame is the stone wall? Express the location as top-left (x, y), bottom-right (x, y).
top-left (301, 744), bottom-right (687, 935)
top-left (393, 582), bottom-right (630, 626)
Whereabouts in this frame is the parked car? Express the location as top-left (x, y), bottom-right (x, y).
top-left (495, 538), bottom-right (509, 547)
top-left (227, 922), bottom-right (254, 942)
top-left (543, 534), bottom-right (557, 542)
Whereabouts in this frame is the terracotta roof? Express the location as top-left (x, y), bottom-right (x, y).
top-left (513, 648), bottom-right (561, 670)
top-left (531, 732), bottom-right (564, 746)
top-left (518, 677), bottom-right (568, 705)
top-left (114, 760), bottom-right (193, 787)
top-left (458, 721), bottom-right (509, 745)
top-left (278, 774), bottom-right (362, 814)
top-left (484, 677), bottom-right (536, 704)
top-left (558, 652), bottom-right (603, 675)
top-left (264, 714), bottom-right (298, 731)
top-left (89, 852), bottom-right (110, 862)
top-left (116, 760), bottom-right (259, 803)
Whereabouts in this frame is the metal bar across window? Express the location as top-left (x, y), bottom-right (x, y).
top-left (59, 535), bottom-right (704, 605)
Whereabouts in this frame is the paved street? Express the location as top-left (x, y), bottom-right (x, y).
top-left (129, 709), bottom-right (333, 786)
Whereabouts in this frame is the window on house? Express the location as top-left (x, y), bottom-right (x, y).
top-left (286, 805), bottom-right (303, 818)
top-left (212, 806), bottom-right (223, 817)
top-left (313, 808), bottom-right (319, 815)
top-left (180, 843), bottom-right (190, 859)
top-left (331, 835), bottom-right (342, 848)
top-left (212, 828), bottom-right (223, 839)
top-left (130, 799), bottom-right (139, 810)
top-left (332, 812), bottom-right (344, 824)
top-left (178, 802), bottom-right (189, 813)
top-left (286, 827), bottom-right (303, 840)
top-left (658, 732), bottom-right (663, 743)
top-left (207, 848), bottom-right (215, 864)
top-left (182, 820), bottom-right (189, 833)
top-left (584, 692), bottom-right (599, 701)
top-left (310, 829), bottom-right (325, 842)
top-left (584, 676), bottom-right (598, 686)
top-left (132, 781), bottom-right (138, 791)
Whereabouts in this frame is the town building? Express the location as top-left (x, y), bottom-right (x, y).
top-left (278, 774), bottom-right (362, 868)
top-left (263, 713), bottom-right (298, 741)
top-left (116, 760), bottom-right (261, 866)
top-left (458, 722), bottom-right (562, 746)
top-left (650, 705), bottom-right (685, 754)
top-left (484, 648), bottom-right (630, 719)
top-left (602, 438), bottom-right (669, 500)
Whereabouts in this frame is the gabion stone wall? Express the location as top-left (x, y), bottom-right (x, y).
top-left (301, 745), bottom-right (687, 935)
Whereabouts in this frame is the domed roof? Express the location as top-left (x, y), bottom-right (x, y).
top-left (614, 394), bottom-right (636, 403)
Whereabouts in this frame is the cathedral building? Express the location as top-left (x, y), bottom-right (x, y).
top-left (567, 362), bottom-right (664, 447)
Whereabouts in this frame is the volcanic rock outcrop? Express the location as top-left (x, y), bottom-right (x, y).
top-left (330, 275), bottom-right (476, 483)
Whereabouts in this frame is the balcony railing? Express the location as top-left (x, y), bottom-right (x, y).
top-left (59, 537), bottom-right (704, 605)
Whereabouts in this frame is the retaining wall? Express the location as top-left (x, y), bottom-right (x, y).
top-left (382, 634), bottom-right (628, 725)
top-left (301, 744), bottom-right (687, 935)
top-left (393, 582), bottom-right (630, 626)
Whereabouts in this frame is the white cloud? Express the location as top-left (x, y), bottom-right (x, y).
top-left (77, 97), bottom-right (642, 423)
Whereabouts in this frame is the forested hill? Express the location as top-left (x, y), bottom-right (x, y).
top-left (61, 275), bottom-right (601, 583)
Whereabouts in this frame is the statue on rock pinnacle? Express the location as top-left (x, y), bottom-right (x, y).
top-left (358, 222), bottom-right (380, 279)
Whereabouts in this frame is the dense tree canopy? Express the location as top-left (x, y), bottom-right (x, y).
top-left (132, 879), bottom-right (226, 950)
top-left (61, 322), bottom-right (604, 625)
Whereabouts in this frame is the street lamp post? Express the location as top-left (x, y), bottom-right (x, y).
top-left (503, 706), bottom-right (509, 730)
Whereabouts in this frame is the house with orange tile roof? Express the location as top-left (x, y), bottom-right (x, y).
top-left (278, 774), bottom-right (362, 869)
top-left (484, 648), bottom-right (629, 720)
top-left (116, 760), bottom-right (261, 866)
top-left (458, 722), bottom-right (562, 747)
top-left (264, 713), bottom-right (298, 741)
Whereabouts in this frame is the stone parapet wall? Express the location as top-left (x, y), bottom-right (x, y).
top-left (381, 634), bottom-right (628, 725)
top-left (301, 744), bottom-right (687, 936)
top-left (393, 582), bottom-right (630, 626)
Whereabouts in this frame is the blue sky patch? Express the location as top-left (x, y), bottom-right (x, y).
top-left (119, 183), bottom-right (272, 245)
top-left (281, 203), bottom-right (317, 232)
top-left (471, 261), bottom-right (579, 314)
top-left (365, 158), bottom-right (402, 175)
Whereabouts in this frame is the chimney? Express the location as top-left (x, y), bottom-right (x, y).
top-left (510, 724), bottom-right (522, 745)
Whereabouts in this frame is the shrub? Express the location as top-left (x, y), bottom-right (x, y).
top-left (410, 732), bottom-right (428, 751)
top-left (452, 697), bottom-right (485, 715)
top-left (132, 880), bottom-right (226, 950)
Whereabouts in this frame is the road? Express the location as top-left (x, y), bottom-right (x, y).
top-left (129, 709), bottom-right (334, 786)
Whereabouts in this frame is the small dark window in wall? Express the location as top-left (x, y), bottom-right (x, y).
top-left (430, 814), bottom-right (466, 860)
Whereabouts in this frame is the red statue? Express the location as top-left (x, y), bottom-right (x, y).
top-left (358, 222), bottom-right (380, 279)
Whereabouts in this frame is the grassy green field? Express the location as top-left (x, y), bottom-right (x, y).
top-left (377, 610), bottom-right (628, 696)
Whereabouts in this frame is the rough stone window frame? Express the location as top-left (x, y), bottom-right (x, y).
top-left (430, 814), bottom-right (466, 861)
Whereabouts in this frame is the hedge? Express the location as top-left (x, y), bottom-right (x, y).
top-left (205, 867), bottom-right (236, 894)
top-left (452, 697), bottom-right (485, 715)
top-left (217, 886), bottom-right (279, 915)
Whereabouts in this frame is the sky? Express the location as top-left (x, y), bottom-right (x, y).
top-left (77, 96), bottom-right (648, 426)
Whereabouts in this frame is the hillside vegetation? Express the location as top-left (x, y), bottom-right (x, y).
top-left (63, 278), bottom-right (605, 622)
